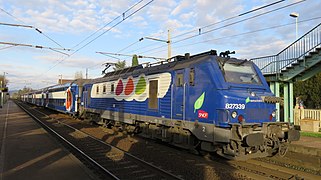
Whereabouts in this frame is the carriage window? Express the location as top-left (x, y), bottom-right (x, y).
top-left (111, 84), bottom-right (115, 94)
top-left (189, 68), bottom-right (195, 86)
top-left (96, 86), bottom-right (99, 94)
top-left (103, 84), bottom-right (106, 94)
top-left (176, 73), bottom-right (183, 87)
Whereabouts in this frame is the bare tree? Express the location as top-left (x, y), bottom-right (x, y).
top-left (74, 71), bottom-right (83, 79)
top-left (0, 75), bottom-right (8, 87)
top-left (113, 60), bottom-right (126, 71)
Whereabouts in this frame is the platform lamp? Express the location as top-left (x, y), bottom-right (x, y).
top-left (290, 12), bottom-right (299, 40)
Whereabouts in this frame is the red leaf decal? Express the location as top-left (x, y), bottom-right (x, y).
top-left (125, 78), bottom-right (134, 95)
top-left (116, 79), bottom-right (123, 96)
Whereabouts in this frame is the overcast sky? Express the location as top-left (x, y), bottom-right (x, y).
top-left (0, 0), bottom-right (320, 90)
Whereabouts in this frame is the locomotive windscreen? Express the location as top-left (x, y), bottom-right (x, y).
top-left (221, 61), bottom-right (262, 85)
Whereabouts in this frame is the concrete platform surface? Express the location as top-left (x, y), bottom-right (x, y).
top-left (290, 136), bottom-right (321, 157)
top-left (0, 101), bottom-right (96, 180)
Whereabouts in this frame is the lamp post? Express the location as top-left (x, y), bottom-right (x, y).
top-left (0, 72), bottom-right (8, 108)
top-left (4, 72), bottom-right (8, 87)
top-left (290, 12), bottom-right (299, 40)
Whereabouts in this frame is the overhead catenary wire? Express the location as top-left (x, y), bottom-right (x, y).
top-left (116, 39), bottom-right (143, 53)
top-left (0, 45), bottom-right (17, 51)
top-left (0, 41), bottom-right (71, 56)
top-left (120, 0), bottom-right (289, 56)
top-left (96, 51), bottom-right (166, 60)
top-left (120, 31), bottom-right (168, 54)
top-left (97, 52), bottom-right (122, 60)
top-left (71, 0), bottom-right (154, 54)
top-left (137, 0), bottom-right (307, 55)
top-left (43, 0), bottom-right (154, 74)
top-left (144, 16), bottom-right (321, 56)
top-left (173, 0), bottom-right (307, 44)
top-left (0, 7), bottom-right (65, 49)
top-left (172, 0), bottom-right (286, 39)
top-left (72, 0), bottom-right (145, 49)
top-left (0, 22), bottom-right (33, 28)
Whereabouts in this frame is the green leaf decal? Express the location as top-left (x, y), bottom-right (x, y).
top-left (245, 97), bottom-right (250, 104)
top-left (194, 92), bottom-right (205, 113)
top-left (135, 76), bottom-right (146, 95)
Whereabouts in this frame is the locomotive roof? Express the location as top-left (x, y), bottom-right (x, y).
top-left (91, 49), bottom-right (222, 84)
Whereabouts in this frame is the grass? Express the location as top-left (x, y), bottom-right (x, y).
top-left (300, 131), bottom-right (321, 138)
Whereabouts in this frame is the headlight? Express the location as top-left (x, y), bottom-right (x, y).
top-left (231, 111), bottom-right (238, 118)
top-left (271, 110), bottom-right (276, 117)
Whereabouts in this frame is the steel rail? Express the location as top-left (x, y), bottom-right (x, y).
top-left (16, 101), bottom-right (183, 180)
top-left (15, 101), bottom-right (120, 180)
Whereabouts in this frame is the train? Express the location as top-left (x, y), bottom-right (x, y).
top-left (21, 50), bottom-right (300, 160)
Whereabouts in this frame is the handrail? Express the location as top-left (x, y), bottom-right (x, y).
top-left (277, 22), bottom-right (321, 56)
top-left (251, 22), bottom-right (321, 75)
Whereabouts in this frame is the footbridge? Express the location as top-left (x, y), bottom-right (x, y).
top-left (251, 22), bottom-right (321, 123)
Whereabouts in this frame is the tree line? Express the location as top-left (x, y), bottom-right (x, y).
top-left (294, 72), bottom-right (321, 109)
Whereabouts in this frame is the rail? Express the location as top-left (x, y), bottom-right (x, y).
top-left (15, 100), bottom-right (183, 180)
top-left (251, 23), bottom-right (321, 75)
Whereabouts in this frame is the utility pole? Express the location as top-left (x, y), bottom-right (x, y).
top-left (3, 72), bottom-right (7, 87)
top-left (0, 72), bottom-right (8, 108)
top-left (143, 29), bottom-right (172, 60)
top-left (86, 68), bottom-right (88, 79)
top-left (59, 74), bottom-right (62, 85)
top-left (167, 29), bottom-right (171, 59)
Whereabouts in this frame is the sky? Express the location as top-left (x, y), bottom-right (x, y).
top-left (0, 0), bottom-right (320, 91)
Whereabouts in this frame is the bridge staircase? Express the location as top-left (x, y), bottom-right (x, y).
top-left (251, 22), bottom-right (321, 123)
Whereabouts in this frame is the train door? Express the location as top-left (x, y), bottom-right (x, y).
top-left (41, 93), bottom-right (44, 107)
top-left (83, 86), bottom-right (91, 108)
top-left (148, 80), bottom-right (158, 110)
top-left (83, 88), bottom-right (88, 109)
top-left (45, 92), bottom-right (49, 107)
top-left (173, 70), bottom-right (185, 120)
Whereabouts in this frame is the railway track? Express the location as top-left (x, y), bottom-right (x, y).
top-left (15, 101), bottom-right (321, 180)
top-left (15, 101), bottom-right (183, 180)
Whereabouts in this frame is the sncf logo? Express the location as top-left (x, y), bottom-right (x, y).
top-left (198, 110), bottom-right (208, 119)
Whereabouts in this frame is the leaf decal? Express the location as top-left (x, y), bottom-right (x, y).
top-left (116, 79), bottom-right (123, 96)
top-left (194, 92), bottom-right (205, 113)
top-left (125, 78), bottom-right (134, 95)
top-left (245, 97), bottom-right (250, 104)
top-left (135, 76), bottom-right (146, 95)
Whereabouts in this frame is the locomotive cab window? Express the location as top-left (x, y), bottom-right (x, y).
top-left (176, 73), bottom-right (184, 87)
top-left (220, 60), bottom-right (262, 85)
top-left (189, 68), bottom-right (195, 86)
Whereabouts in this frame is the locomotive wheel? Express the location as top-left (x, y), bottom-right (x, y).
top-left (266, 137), bottom-right (280, 157)
top-left (278, 142), bottom-right (288, 157)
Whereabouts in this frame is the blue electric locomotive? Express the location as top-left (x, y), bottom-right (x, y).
top-left (80, 50), bottom-right (300, 159)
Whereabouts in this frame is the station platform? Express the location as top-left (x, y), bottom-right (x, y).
top-left (0, 101), bottom-right (96, 180)
top-left (290, 136), bottom-right (321, 157)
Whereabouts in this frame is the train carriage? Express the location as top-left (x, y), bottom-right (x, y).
top-left (44, 79), bottom-right (88, 115)
top-left (33, 90), bottom-right (46, 107)
top-left (81, 50), bottom-right (300, 159)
